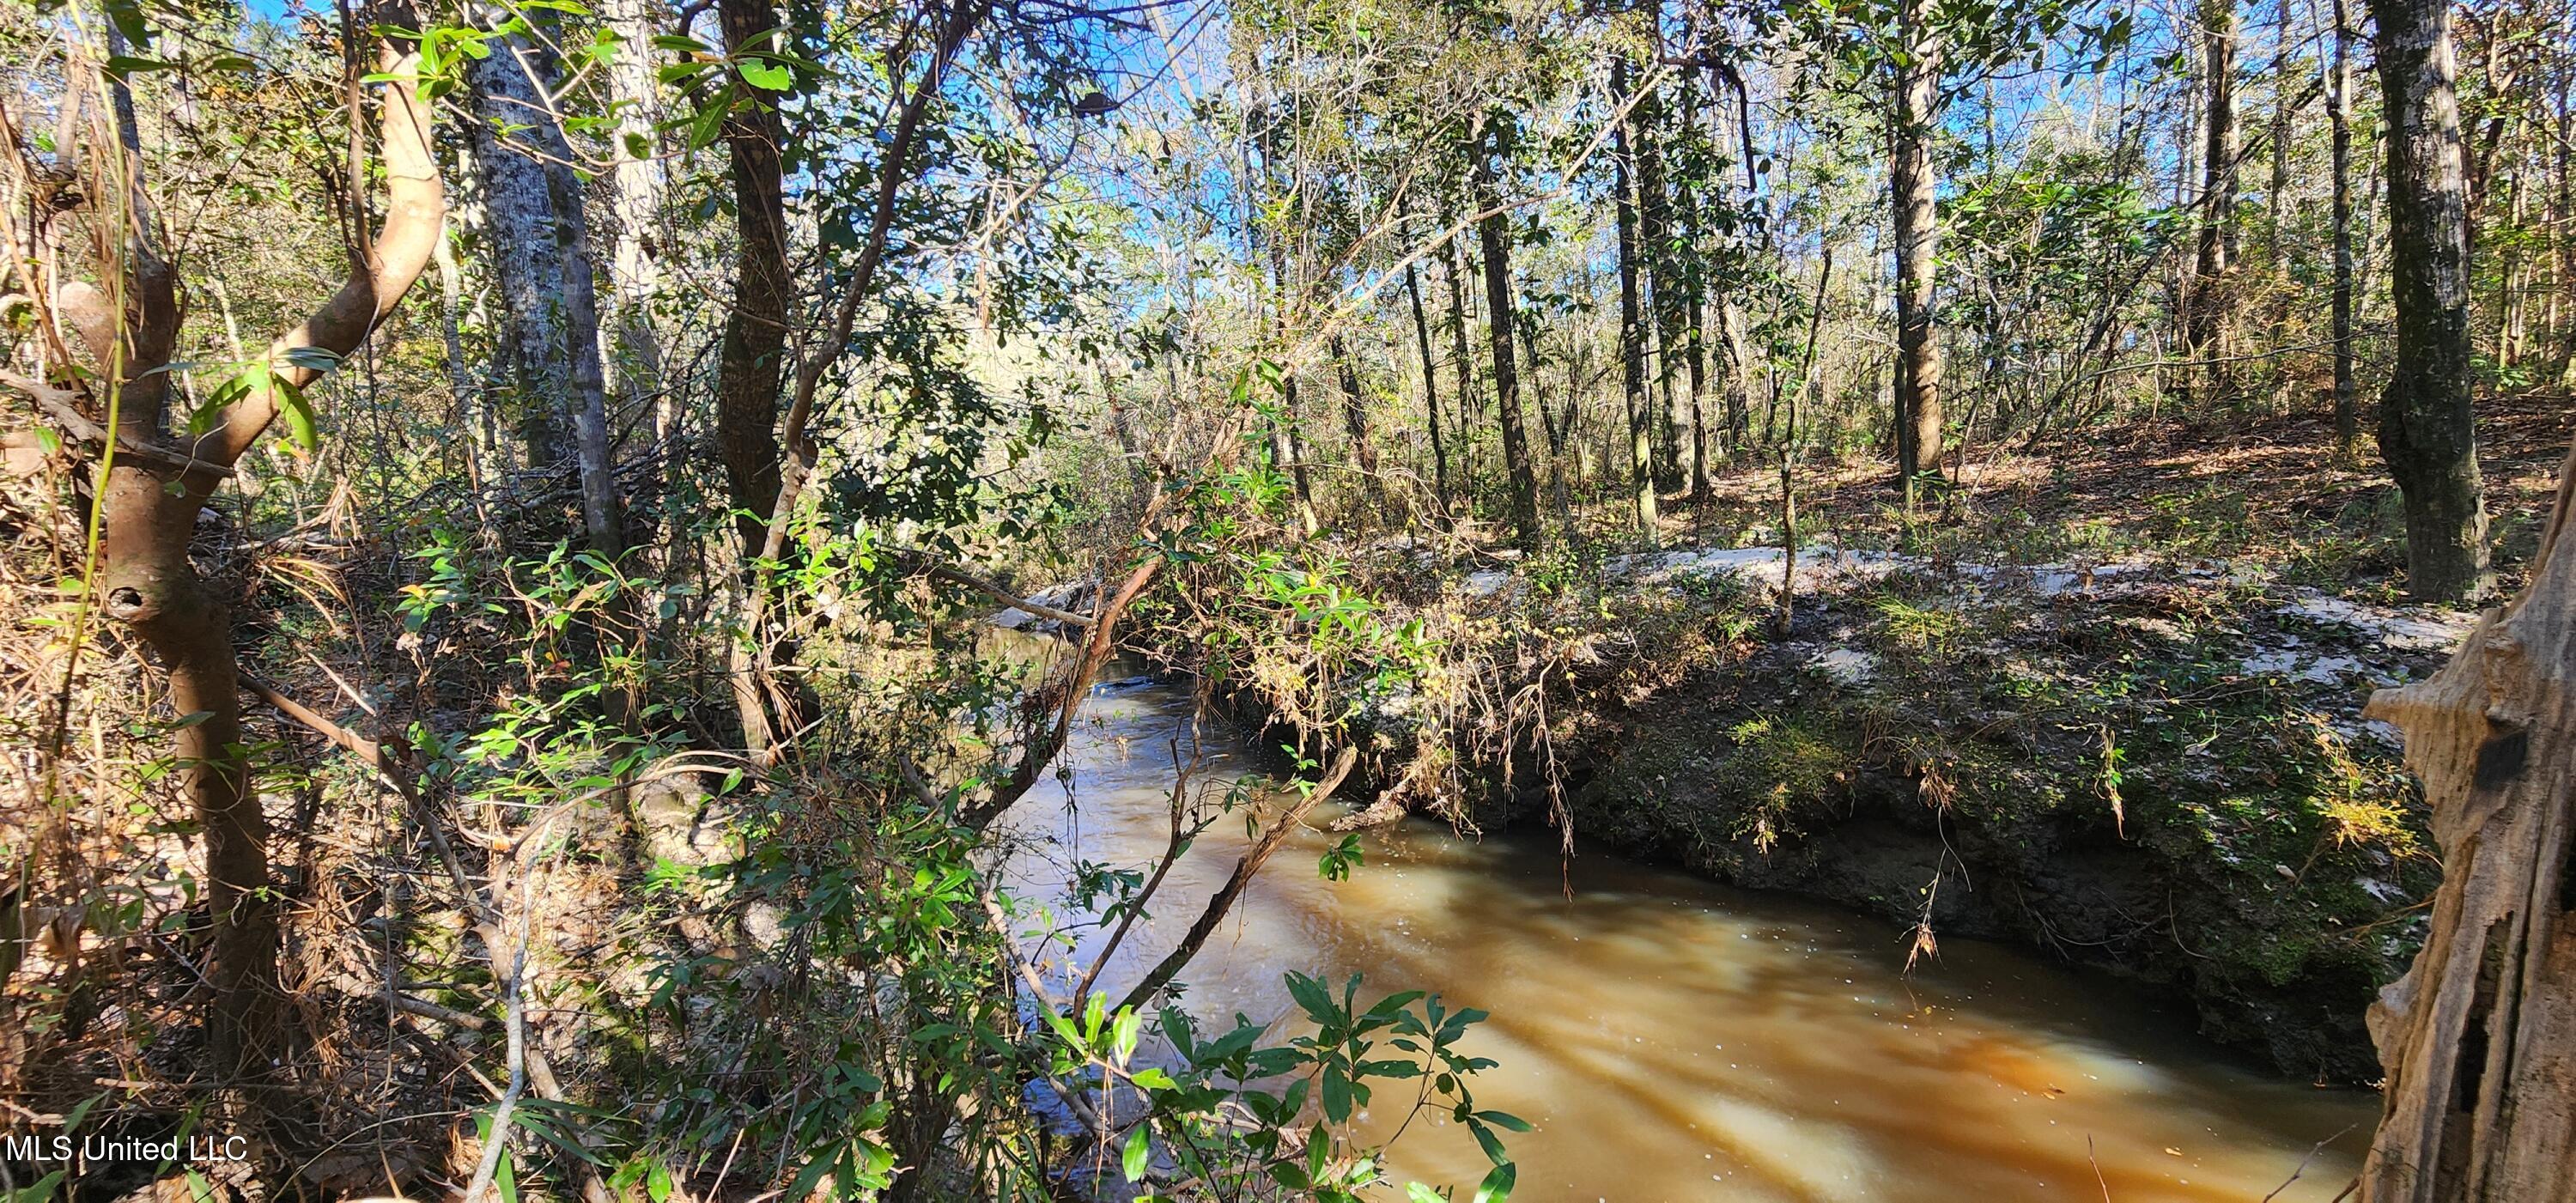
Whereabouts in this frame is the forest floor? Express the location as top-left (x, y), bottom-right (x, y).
top-left (1188, 392), bottom-right (2575, 1084)
top-left (1678, 390), bottom-right (2575, 592)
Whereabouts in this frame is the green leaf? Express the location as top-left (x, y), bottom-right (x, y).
top-left (1321, 1065), bottom-right (1352, 1123)
top-left (1472, 1162), bottom-right (1516, 1203)
top-left (738, 59), bottom-right (793, 90)
top-left (1121, 1125), bottom-right (1151, 1182)
top-left (1473, 1109), bottom-right (1532, 1133)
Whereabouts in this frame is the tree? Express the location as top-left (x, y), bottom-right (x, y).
top-left (464, 16), bottom-right (620, 556)
top-left (714, 0), bottom-right (793, 556)
top-left (2329, 0), bottom-right (2360, 447)
top-left (2185, 0), bottom-right (2240, 405)
top-left (2371, 0), bottom-right (2494, 602)
top-left (1470, 114), bottom-right (1544, 549)
top-left (24, 27), bottom-right (444, 1091)
top-left (1405, 259), bottom-right (1456, 521)
top-left (1613, 55), bottom-right (1662, 544)
top-left (1890, 0), bottom-right (1945, 495)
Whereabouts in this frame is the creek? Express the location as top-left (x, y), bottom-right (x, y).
top-left (994, 659), bottom-right (2379, 1202)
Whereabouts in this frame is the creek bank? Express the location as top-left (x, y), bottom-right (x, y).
top-left (1137, 542), bottom-right (2460, 1082)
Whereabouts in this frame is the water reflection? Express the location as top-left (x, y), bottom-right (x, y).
top-left (994, 670), bottom-right (2378, 1202)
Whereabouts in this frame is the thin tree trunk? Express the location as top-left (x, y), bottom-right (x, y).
top-left (2370, 0), bottom-right (2493, 602)
top-left (1680, 69), bottom-right (1712, 498)
top-left (1333, 332), bottom-right (1382, 513)
top-left (1614, 57), bottom-right (1661, 544)
top-left (714, 0), bottom-right (791, 556)
top-left (1444, 228), bottom-right (1480, 497)
top-left (1633, 60), bottom-right (1683, 489)
top-left (1891, 0), bottom-right (1944, 498)
top-left (2188, 0), bottom-right (2242, 407)
top-left (1470, 117), bottom-right (1543, 549)
top-left (1405, 262), bottom-right (1453, 524)
top-left (2330, 0), bottom-right (2360, 447)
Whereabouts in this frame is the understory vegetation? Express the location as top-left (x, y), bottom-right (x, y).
top-left (2, 0), bottom-right (2571, 1197)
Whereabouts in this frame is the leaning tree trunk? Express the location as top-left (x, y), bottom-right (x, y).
top-left (2370, 0), bottom-right (2493, 603)
top-left (2359, 438), bottom-right (2576, 1200)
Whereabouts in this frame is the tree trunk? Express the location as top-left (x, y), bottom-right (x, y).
top-left (2356, 437), bottom-right (2576, 1201)
top-left (1443, 230), bottom-right (1481, 495)
top-left (1470, 118), bottom-right (1543, 549)
top-left (2371, 0), bottom-right (2493, 603)
top-left (605, 0), bottom-right (668, 466)
top-left (1679, 71), bottom-right (1713, 499)
top-left (1633, 63), bottom-right (1683, 490)
top-left (2188, 0), bottom-right (2241, 407)
top-left (465, 28), bottom-right (619, 556)
top-left (1614, 57), bottom-right (1662, 545)
top-left (1333, 333), bottom-right (1383, 513)
top-left (83, 42), bottom-right (445, 1095)
top-left (2330, 0), bottom-right (2360, 447)
top-left (1891, 0), bottom-right (1944, 494)
top-left (714, 0), bottom-right (793, 556)
top-left (1406, 260), bottom-right (1454, 523)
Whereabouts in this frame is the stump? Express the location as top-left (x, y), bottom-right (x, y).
top-left (2360, 443), bottom-right (2576, 1200)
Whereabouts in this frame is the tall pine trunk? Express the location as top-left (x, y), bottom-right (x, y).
top-left (2370, 0), bottom-right (2493, 602)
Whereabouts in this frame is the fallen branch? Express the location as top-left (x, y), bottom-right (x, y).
top-left (1, 369), bottom-right (238, 477)
top-left (897, 550), bottom-right (1097, 627)
top-left (1115, 747), bottom-right (1358, 1016)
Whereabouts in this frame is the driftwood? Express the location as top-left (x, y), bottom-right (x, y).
top-left (2358, 439), bottom-right (2576, 1201)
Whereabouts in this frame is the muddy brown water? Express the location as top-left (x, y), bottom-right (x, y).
top-left (994, 666), bottom-right (2380, 1202)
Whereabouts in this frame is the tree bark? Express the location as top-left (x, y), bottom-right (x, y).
top-left (714, 0), bottom-right (793, 556)
top-left (464, 28), bottom-right (619, 555)
top-left (2356, 438), bottom-right (2576, 1202)
top-left (2187, 0), bottom-right (2241, 406)
top-left (1443, 229), bottom-right (1481, 494)
top-left (1332, 332), bottom-right (1383, 513)
top-left (79, 41), bottom-right (445, 1092)
top-left (1469, 117), bottom-right (1543, 549)
top-left (2370, 0), bottom-right (2493, 602)
top-left (605, 0), bottom-right (668, 462)
top-left (1405, 260), bottom-right (1454, 523)
top-left (1632, 61), bottom-right (1683, 489)
top-left (2330, 0), bottom-right (2360, 447)
top-left (1890, 0), bottom-right (1944, 495)
top-left (1614, 57), bottom-right (1662, 545)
